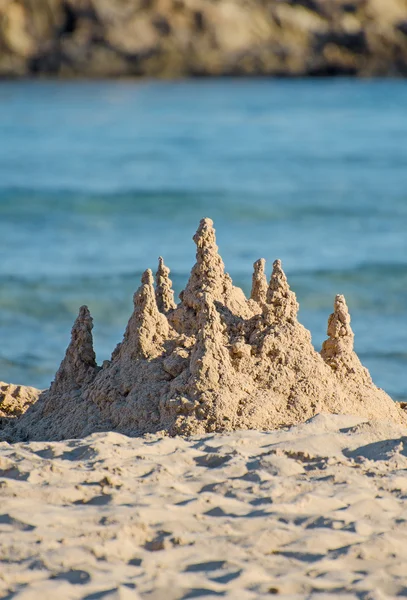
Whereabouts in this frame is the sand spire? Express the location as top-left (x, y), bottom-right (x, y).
top-left (322, 294), bottom-right (354, 357)
top-left (51, 306), bottom-right (98, 394)
top-left (321, 294), bottom-right (375, 385)
top-left (266, 259), bottom-right (299, 322)
top-left (320, 294), bottom-right (368, 377)
top-left (155, 256), bottom-right (176, 314)
top-left (171, 217), bottom-right (252, 334)
top-left (250, 259), bottom-right (268, 304)
top-left (117, 269), bottom-right (170, 360)
top-left (181, 218), bottom-right (228, 310)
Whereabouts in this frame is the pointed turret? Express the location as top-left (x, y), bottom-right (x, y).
top-left (250, 258), bottom-right (268, 304)
top-left (156, 256), bottom-right (176, 314)
top-left (320, 295), bottom-right (405, 424)
top-left (321, 294), bottom-right (356, 369)
top-left (266, 260), bottom-right (299, 322)
top-left (51, 306), bottom-right (98, 394)
top-left (193, 217), bottom-right (218, 254)
top-left (169, 217), bottom-right (253, 335)
top-left (324, 294), bottom-right (354, 350)
top-left (321, 294), bottom-right (373, 385)
top-left (181, 218), bottom-right (229, 310)
top-left (141, 268), bottom-right (154, 286)
top-left (118, 269), bottom-right (170, 360)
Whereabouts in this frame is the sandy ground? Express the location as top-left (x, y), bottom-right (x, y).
top-left (2, 413), bottom-right (407, 600)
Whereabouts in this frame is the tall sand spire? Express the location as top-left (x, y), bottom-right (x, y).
top-left (318, 295), bottom-right (407, 423)
top-left (266, 259), bottom-right (299, 322)
top-left (51, 306), bottom-right (98, 394)
top-left (321, 294), bottom-right (372, 384)
top-left (171, 218), bottom-right (252, 334)
top-left (181, 218), bottom-right (228, 310)
top-left (156, 256), bottom-right (176, 314)
top-left (141, 269), bottom-right (154, 286)
top-left (322, 294), bottom-right (354, 359)
top-left (250, 259), bottom-right (268, 304)
top-left (118, 269), bottom-right (170, 360)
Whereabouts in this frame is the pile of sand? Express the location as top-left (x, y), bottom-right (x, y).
top-left (0, 382), bottom-right (41, 422)
top-left (2, 218), bottom-right (406, 441)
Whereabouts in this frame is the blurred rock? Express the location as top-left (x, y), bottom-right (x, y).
top-left (0, 0), bottom-right (406, 77)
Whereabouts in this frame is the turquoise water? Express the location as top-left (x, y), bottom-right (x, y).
top-left (0, 79), bottom-right (406, 399)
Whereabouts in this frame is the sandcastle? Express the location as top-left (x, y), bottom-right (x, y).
top-left (4, 218), bottom-right (406, 441)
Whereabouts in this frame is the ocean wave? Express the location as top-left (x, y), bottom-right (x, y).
top-left (1, 188), bottom-right (406, 221)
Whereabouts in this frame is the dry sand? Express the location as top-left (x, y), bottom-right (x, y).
top-left (2, 413), bottom-right (407, 599)
top-left (0, 383), bottom-right (40, 422)
top-left (1, 217), bottom-right (407, 599)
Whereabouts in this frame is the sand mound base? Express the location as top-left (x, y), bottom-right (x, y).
top-left (1, 414), bottom-right (407, 599)
top-left (2, 218), bottom-right (406, 442)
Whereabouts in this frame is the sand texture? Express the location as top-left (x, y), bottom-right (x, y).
top-left (2, 414), bottom-right (407, 598)
top-left (3, 218), bottom-right (405, 442)
top-left (0, 383), bottom-right (41, 421)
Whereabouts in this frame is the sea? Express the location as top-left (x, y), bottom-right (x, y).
top-left (0, 79), bottom-right (406, 400)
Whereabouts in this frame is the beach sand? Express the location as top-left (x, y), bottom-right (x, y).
top-left (2, 218), bottom-right (406, 598)
top-left (2, 413), bottom-right (407, 599)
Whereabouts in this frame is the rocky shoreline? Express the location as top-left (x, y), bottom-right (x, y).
top-left (1, 0), bottom-right (407, 78)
